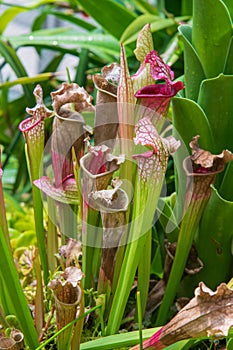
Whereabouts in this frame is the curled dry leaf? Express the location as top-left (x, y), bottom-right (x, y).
top-left (165, 241), bottom-right (203, 277)
top-left (188, 135), bottom-right (233, 173)
top-left (51, 82), bottom-right (94, 115)
top-left (59, 238), bottom-right (82, 267)
top-left (131, 282), bottom-right (233, 350)
top-left (183, 135), bottom-right (233, 208)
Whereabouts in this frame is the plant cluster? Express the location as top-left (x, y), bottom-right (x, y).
top-left (1, 1), bottom-right (233, 350)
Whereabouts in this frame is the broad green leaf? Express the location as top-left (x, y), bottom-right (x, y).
top-left (0, 7), bottom-right (25, 35)
top-left (219, 161), bottom-right (233, 201)
top-left (224, 37), bottom-right (233, 74)
top-left (197, 74), bottom-right (233, 152)
top-left (222, 0), bottom-right (233, 21)
top-left (0, 226), bottom-right (39, 349)
top-left (178, 25), bottom-right (205, 101)
top-left (121, 15), bottom-right (190, 45)
top-left (172, 97), bottom-right (214, 150)
top-left (172, 96), bottom-right (214, 223)
top-left (4, 28), bottom-right (120, 56)
top-left (194, 186), bottom-right (233, 289)
top-left (76, 0), bottom-right (136, 40)
top-left (192, 0), bottom-right (232, 78)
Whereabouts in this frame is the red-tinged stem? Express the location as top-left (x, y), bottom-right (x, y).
top-left (131, 327), bottom-right (165, 350)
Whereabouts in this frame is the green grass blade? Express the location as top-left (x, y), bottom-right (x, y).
top-left (0, 6), bottom-right (26, 34)
top-left (76, 0), bottom-right (136, 39)
top-left (0, 39), bottom-right (33, 104)
top-left (0, 72), bottom-right (62, 89)
top-left (80, 327), bottom-right (160, 350)
top-left (137, 229), bottom-right (151, 318)
top-left (36, 305), bottom-right (101, 350)
top-left (4, 28), bottom-right (120, 56)
top-left (136, 291), bottom-right (143, 350)
top-left (121, 15), bottom-right (190, 45)
top-left (48, 9), bottom-right (96, 31)
top-left (0, 226), bottom-right (39, 349)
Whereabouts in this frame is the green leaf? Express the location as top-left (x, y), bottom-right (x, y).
top-left (0, 40), bottom-right (33, 104)
top-left (48, 9), bottom-right (96, 31)
top-left (76, 0), bottom-right (136, 40)
top-left (0, 72), bottom-right (61, 89)
top-left (0, 226), bottom-right (39, 349)
top-left (219, 161), bottom-right (233, 201)
top-left (222, 0), bottom-right (233, 21)
top-left (172, 96), bottom-right (214, 150)
top-left (178, 24), bottom-right (205, 101)
top-left (194, 186), bottom-right (233, 289)
top-left (121, 14), bottom-right (160, 44)
top-left (121, 15), bottom-right (190, 45)
top-left (172, 96), bottom-right (214, 223)
top-left (80, 328), bottom-right (160, 349)
top-left (192, 0), bottom-right (232, 78)
top-left (80, 331), bottom-right (192, 350)
top-left (0, 6), bottom-right (26, 35)
top-left (224, 37), bottom-right (233, 75)
top-left (4, 28), bottom-right (120, 56)
top-left (157, 197), bottom-right (179, 238)
top-left (197, 74), bottom-right (233, 152)
top-left (134, 0), bottom-right (158, 15)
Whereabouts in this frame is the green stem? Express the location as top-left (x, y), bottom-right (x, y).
top-left (75, 48), bottom-right (89, 87)
top-left (58, 203), bottom-right (78, 243)
top-left (106, 176), bottom-right (158, 334)
top-left (34, 249), bottom-right (44, 335)
top-left (156, 194), bottom-right (210, 325)
top-left (71, 285), bottom-right (85, 350)
top-left (47, 196), bottom-right (58, 272)
top-left (82, 207), bottom-right (101, 291)
top-left (137, 229), bottom-right (151, 318)
top-left (29, 185), bottom-right (48, 289)
top-left (0, 227), bottom-right (39, 349)
top-left (36, 305), bottom-right (101, 350)
top-left (136, 291), bottom-right (143, 350)
top-left (32, 184), bottom-right (49, 285)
